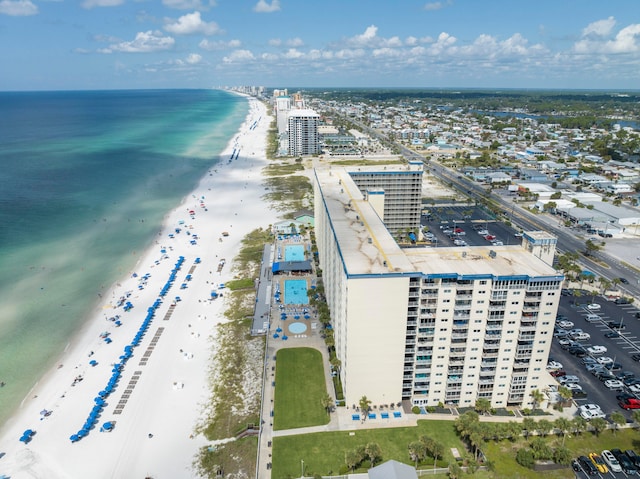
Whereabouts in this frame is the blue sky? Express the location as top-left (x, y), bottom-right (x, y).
top-left (1, 0), bottom-right (639, 91)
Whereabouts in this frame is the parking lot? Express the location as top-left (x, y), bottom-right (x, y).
top-left (421, 205), bottom-right (521, 247)
top-left (550, 294), bottom-right (640, 422)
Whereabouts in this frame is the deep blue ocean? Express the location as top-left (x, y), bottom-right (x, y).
top-left (0, 89), bottom-right (248, 427)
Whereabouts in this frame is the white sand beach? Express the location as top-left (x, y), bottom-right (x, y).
top-left (0, 96), bottom-right (279, 479)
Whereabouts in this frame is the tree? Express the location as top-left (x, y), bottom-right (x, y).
top-left (358, 395), bottom-right (372, 420)
top-left (474, 398), bottom-right (492, 415)
top-left (553, 446), bottom-right (572, 465)
top-left (530, 389), bottom-right (544, 410)
top-left (557, 386), bottom-right (573, 406)
top-left (522, 417), bottom-right (537, 438)
top-left (408, 441), bottom-right (426, 468)
top-left (590, 417), bottom-right (608, 436)
top-left (572, 416), bottom-right (588, 435)
top-left (584, 239), bottom-right (602, 257)
top-left (610, 411), bottom-right (626, 435)
top-left (430, 441), bottom-right (444, 471)
top-left (554, 417), bottom-right (572, 446)
top-left (529, 437), bottom-right (552, 460)
top-left (515, 448), bottom-right (535, 469)
top-left (632, 409), bottom-right (640, 427)
top-left (448, 461), bottom-right (463, 479)
top-left (365, 442), bottom-right (382, 468)
top-left (344, 450), bottom-right (360, 472)
top-left (536, 419), bottom-right (553, 438)
top-left (320, 393), bottom-right (333, 416)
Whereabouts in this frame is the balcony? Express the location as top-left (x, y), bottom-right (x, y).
top-left (482, 351), bottom-right (499, 359)
top-left (407, 319), bottom-right (417, 327)
top-left (486, 323), bottom-right (503, 331)
top-left (517, 332), bottom-right (536, 342)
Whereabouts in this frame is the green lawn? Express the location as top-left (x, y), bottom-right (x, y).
top-left (273, 347), bottom-right (329, 430)
top-left (272, 419), bottom-right (465, 478)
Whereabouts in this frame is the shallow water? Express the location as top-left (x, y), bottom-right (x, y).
top-left (0, 89), bottom-right (248, 427)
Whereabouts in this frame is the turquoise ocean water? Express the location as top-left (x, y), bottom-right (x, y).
top-left (0, 89), bottom-right (248, 428)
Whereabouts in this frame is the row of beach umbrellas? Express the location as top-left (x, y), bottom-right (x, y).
top-left (69, 256), bottom-right (186, 443)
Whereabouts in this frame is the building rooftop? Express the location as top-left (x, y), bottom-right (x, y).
top-left (316, 166), bottom-right (561, 280)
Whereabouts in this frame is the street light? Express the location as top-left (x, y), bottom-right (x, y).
top-left (301, 459), bottom-right (304, 478)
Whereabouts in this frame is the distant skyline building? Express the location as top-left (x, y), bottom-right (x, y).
top-left (314, 163), bottom-right (563, 409)
top-left (287, 109), bottom-right (320, 156)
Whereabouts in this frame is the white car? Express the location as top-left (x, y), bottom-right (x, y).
top-left (596, 356), bottom-right (613, 365)
top-left (587, 345), bottom-right (607, 355)
top-left (587, 303), bottom-right (601, 311)
top-left (558, 375), bottom-right (580, 384)
top-left (557, 320), bottom-right (574, 329)
top-left (572, 332), bottom-right (591, 341)
top-left (563, 383), bottom-right (583, 391)
top-left (579, 404), bottom-right (605, 420)
top-left (477, 229), bottom-right (489, 235)
top-left (604, 379), bottom-right (625, 390)
top-left (546, 360), bottom-right (563, 370)
top-left (628, 384), bottom-right (640, 394)
top-left (602, 450), bottom-right (622, 473)
top-left (585, 314), bottom-right (601, 322)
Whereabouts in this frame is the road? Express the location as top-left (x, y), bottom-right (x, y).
top-left (340, 113), bottom-right (640, 300)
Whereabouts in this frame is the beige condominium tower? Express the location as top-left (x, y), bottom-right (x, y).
top-left (313, 162), bottom-right (563, 409)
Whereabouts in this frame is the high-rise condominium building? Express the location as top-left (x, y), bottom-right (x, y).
top-left (313, 163), bottom-right (563, 409)
top-left (288, 109), bottom-right (320, 156)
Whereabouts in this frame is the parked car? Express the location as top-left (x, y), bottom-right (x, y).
top-left (578, 455), bottom-right (598, 475)
top-left (585, 314), bottom-right (601, 323)
top-left (587, 345), bottom-right (607, 355)
top-left (615, 297), bottom-right (631, 304)
top-left (549, 369), bottom-right (566, 378)
top-left (580, 404), bottom-right (605, 420)
top-left (546, 360), bottom-right (563, 370)
top-left (611, 449), bottom-right (637, 475)
top-left (619, 397), bottom-right (640, 410)
top-left (596, 356), bottom-right (614, 365)
top-left (589, 452), bottom-right (609, 474)
top-left (605, 331), bottom-right (621, 338)
top-left (604, 379), bottom-right (625, 391)
top-left (605, 362), bottom-right (623, 372)
top-left (559, 375), bottom-right (580, 384)
top-left (602, 450), bottom-right (622, 473)
top-left (572, 332), bottom-right (591, 341)
top-left (608, 321), bottom-right (625, 330)
top-left (558, 338), bottom-right (574, 348)
top-left (568, 346), bottom-right (588, 357)
top-left (625, 450), bottom-right (640, 469)
top-left (587, 303), bottom-right (601, 311)
top-left (557, 319), bottom-right (574, 329)
top-left (572, 389), bottom-right (588, 399)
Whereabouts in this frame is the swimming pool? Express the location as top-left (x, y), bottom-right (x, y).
top-left (284, 279), bottom-right (308, 304)
top-left (284, 244), bottom-right (305, 262)
top-left (288, 322), bottom-right (307, 334)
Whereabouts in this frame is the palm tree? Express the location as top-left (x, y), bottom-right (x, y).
top-left (610, 411), bottom-right (626, 435)
top-left (430, 440), bottom-right (444, 471)
top-left (359, 395), bottom-right (372, 420)
top-left (554, 417), bottom-right (572, 446)
top-left (632, 409), bottom-right (640, 427)
top-left (408, 441), bottom-right (426, 468)
top-left (557, 386), bottom-right (573, 406)
top-left (320, 393), bottom-right (333, 416)
top-left (344, 450), bottom-right (360, 472)
top-left (530, 389), bottom-right (544, 411)
top-left (536, 419), bottom-right (553, 437)
top-left (522, 417), bottom-right (537, 438)
top-left (474, 398), bottom-right (492, 415)
top-left (448, 461), bottom-right (463, 479)
top-left (590, 417), bottom-right (608, 436)
top-left (365, 442), bottom-right (382, 467)
top-left (572, 416), bottom-right (588, 436)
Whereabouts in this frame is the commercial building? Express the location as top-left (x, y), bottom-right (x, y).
top-left (314, 164), bottom-right (563, 409)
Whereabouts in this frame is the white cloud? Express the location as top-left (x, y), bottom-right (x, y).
top-left (81, 0), bottom-right (124, 9)
top-left (283, 48), bottom-right (304, 59)
top-left (428, 31), bottom-right (457, 55)
top-left (405, 36), bottom-right (418, 46)
top-left (582, 16), bottom-right (616, 37)
top-left (574, 21), bottom-right (640, 54)
top-left (0, 0), bottom-right (38, 15)
top-left (101, 31), bottom-right (175, 53)
top-left (185, 53), bottom-right (202, 64)
top-left (353, 25), bottom-right (378, 45)
top-left (199, 38), bottom-right (240, 50)
top-left (162, 0), bottom-right (216, 9)
top-left (268, 38), bottom-right (282, 46)
top-left (287, 37), bottom-right (304, 47)
top-left (253, 0), bottom-right (280, 13)
top-left (164, 11), bottom-right (221, 35)
top-left (424, 0), bottom-right (451, 11)
top-left (222, 49), bottom-right (255, 62)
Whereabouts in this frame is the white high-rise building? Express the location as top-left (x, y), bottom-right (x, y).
top-left (313, 164), bottom-right (563, 409)
top-left (288, 109), bottom-right (320, 156)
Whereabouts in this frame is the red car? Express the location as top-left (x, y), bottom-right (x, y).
top-left (619, 398), bottom-right (640, 410)
top-left (550, 370), bottom-right (566, 378)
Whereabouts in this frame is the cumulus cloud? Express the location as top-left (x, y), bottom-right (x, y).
top-left (162, 0), bottom-right (216, 9)
top-left (574, 19), bottom-right (640, 54)
top-left (222, 49), bottom-right (255, 62)
top-left (164, 11), bottom-right (221, 35)
top-left (268, 38), bottom-right (282, 46)
top-left (81, 0), bottom-right (123, 9)
top-left (283, 48), bottom-right (304, 59)
top-left (199, 38), bottom-right (241, 50)
top-left (253, 0), bottom-right (279, 13)
top-left (287, 37), bottom-right (304, 47)
top-left (100, 31), bottom-right (175, 53)
top-left (582, 16), bottom-right (616, 37)
top-left (0, 0), bottom-right (38, 15)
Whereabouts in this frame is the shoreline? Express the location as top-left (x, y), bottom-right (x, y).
top-left (0, 94), bottom-right (279, 478)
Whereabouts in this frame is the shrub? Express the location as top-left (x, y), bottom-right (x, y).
top-left (515, 448), bottom-right (535, 469)
top-left (412, 406), bottom-right (421, 414)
